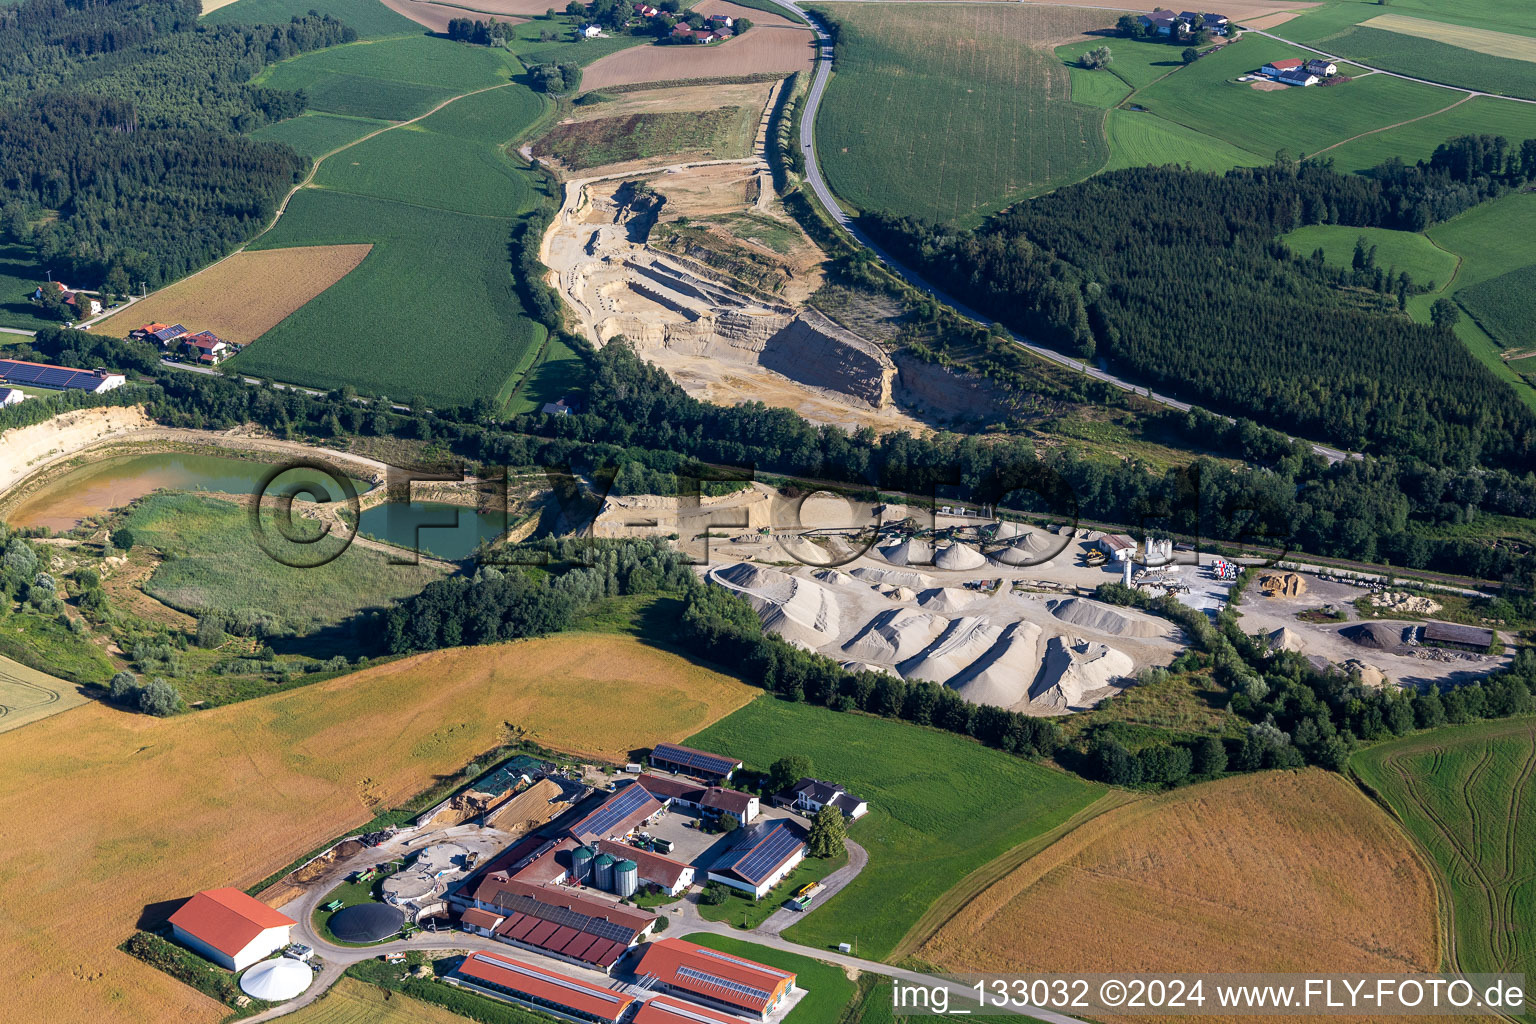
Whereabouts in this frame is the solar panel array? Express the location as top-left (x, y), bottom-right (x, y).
top-left (0, 360), bottom-right (107, 391)
top-left (695, 947), bottom-right (792, 980)
top-left (572, 783), bottom-right (656, 840)
top-left (652, 744), bottom-right (739, 776)
top-left (497, 891), bottom-right (638, 944)
top-left (718, 822), bottom-right (804, 883)
top-left (675, 965), bottom-right (773, 1005)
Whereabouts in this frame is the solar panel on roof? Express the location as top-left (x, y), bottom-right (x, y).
top-left (725, 824), bottom-right (804, 883)
top-left (695, 947), bottom-right (791, 980)
top-left (573, 784), bottom-right (656, 839)
top-left (675, 965), bottom-right (772, 1004)
top-left (0, 360), bottom-right (103, 391)
top-left (497, 892), bottom-right (639, 945)
top-left (652, 744), bottom-right (738, 775)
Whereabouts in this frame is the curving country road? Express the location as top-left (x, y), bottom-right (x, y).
top-left (766, 0), bottom-right (1360, 463)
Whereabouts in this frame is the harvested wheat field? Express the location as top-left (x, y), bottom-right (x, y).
top-left (0, 634), bottom-right (753, 1024)
top-left (580, 3), bottom-right (814, 91)
top-left (94, 244), bottom-right (371, 345)
top-left (565, 81), bottom-right (776, 123)
top-left (380, 0), bottom-right (528, 33)
top-left (922, 770), bottom-right (1443, 1023)
top-left (0, 654), bottom-right (87, 734)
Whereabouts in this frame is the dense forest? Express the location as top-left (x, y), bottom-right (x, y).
top-left (866, 141), bottom-right (1536, 465)
top-left (0, 0), bottom-right (354, 290)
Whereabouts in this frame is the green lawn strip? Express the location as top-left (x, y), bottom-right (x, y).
top-left (812, 3), bottom-right (1108, 225)
top-left (202, 0), bottom-right (421, 38)
top-left (1279, 224), bottom-right (1459, 289)
top-left (1103, 108), bottom-right (1264, 173)
top-left (1132, 35), bottom-right (1451, 160)
top-left (697, 850), bottom-right (848, 930)
top-left (685, 697), bottom-right (1101, 960)
top-left (505, 335), bottom-right (587, 416)
top-left (688, 934), bottom-right (856, 1023)
top-left (1066, 63), bottom-right (1133, 110)
top-left (1351, 718), bottom-right (1536, 1008)
top-left (252, 111), bottom-right (395, 159)
top-left (233, 190), bottom-right (546, 406)
top-left (1318, 95), bottom-right (1536, 174)
top-left (0, 242), bottom-right (68, 331)
top-left (0, 610), bottom-right (116, 685)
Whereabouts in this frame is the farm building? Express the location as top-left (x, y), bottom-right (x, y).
top-left (34, 282), bottom-right (101, 317)
top-left (1304, 58), bottom-right (1338, 77)
top-left (1419, 621), bottom-right (1495, 653)
top-left (449, 949), bottom-right (635, 1024)
top-left (1180, 10), bottom-right (1229, 34)
top-left (566, 782), bottom-right (664, 844)
top-left (1277, 69), bottom-right (1320, 86)
top-left (649, 742), bottom-right (741, 782)
top-left (633, 3), bottom-right (659, 15)
top-left (1094, 533), bottom-right (1137, 562)
top-left (670, 24), bottom-right (717, 42)
top-left (130, 322), bottom-right (188, 347)
top-left (634, 938), bottom-right (797, 1020)
top-left (1260, 57), bottom-right (1304, 78)
top-left (468, 877), bottom-right (658, 971)
top-left (634, 995), bottom-right (748, 1024)
top-left (460, 907), bottom-right (506, 937)
top-left (635, 774), bottom-right (760, 823)
top-left (167, 887), bottom-right (296, 971)
top-left (706, 820), bottom-right (806, 898)
top-left (0, 358), bottom-right (125, 393)
top-left (596, 839), bottom-right (695, 896)
top-left (776, 777), bottom-right (868, 820)
top-left (0, 387), bottom-right (23, 407)
top-left (1139, 9), bottom-right (1178, 35)
top-left (183, 330), bottom-right (231, 364)
top-left (580, 23), bottom-right (602, 37)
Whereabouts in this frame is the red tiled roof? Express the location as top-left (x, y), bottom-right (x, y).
top-left (167, 888), bottom-right (295, 957)
top-left (485, 878), bottom-right (657, 933)
top-left (1267, 57), bottom-right (1304, 69)
top-left (596, 839), bottom-right (691, 889)
top-left (636, 939), bottom-right (795, 1015)
top-left (636, 774), bottom-right (698, 802)
top-left (455, 950), bottom-right (634, 1023)
top-left (699, 787), bottom-right (753, 817)
top-left (460, 907), bottom-right (504, 930)
top-left (635, 995), bottom-right (748, 1024)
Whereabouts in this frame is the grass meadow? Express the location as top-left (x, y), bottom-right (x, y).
top-left (1321, 96), bottom-right (1536, 173)
top-left (124, 492), bottom-right (444, 633)
top-left (1280, 224), bottom-right (1459, 288)
top-left (506, 335), bottom-right (587, 415)
top-left (202, 0), bottom-right (420, 38)
top-left (1460, 265), bottom-right (1536, 351)
top-left (1102, 108), bottom-right (1264, 173)
top-left (252, 111), bottom-right (392, 159)
top-left (283, 978), bottom-right (500, 1024)
top-left (315, 121), bottom-right (537, 215)
top-left (0, 634), bottom-right (751, 1024)
top-left (813, 3), bottom-right (1111, 224)
top-left (685, 696), bottom-right (1103, 959)
top-left (1132, 35), bottom-right (1452, 160)
top-left (0, 242), bottom-right (65, 330)
top-left (1353, 719), bottom-right (1536, 1016)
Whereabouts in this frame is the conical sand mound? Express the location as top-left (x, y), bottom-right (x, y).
top-left (708, 562), bottom-right (841, 649)
top-left (879, 537), bottom-right (933, 567)
top-left (1267, 627), bottom-right (1304, 652)
top-left (1046, 598), bottom-right (1163, 637)
top-left (1030, 636), bottom-right (1134, 710)
top-left (950, 621), bottom-right (1044, 708)
top-left (935, 541), bottom-right (987, 571)
top-left (916, 587), bottom-right (975, 612)
top-left (851, 566), bottom-right (934, 590)
top-left (842, 609), bottom-right (950, 663)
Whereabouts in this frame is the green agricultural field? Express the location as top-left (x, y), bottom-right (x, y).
top-left (253, 112), bottom-right (392, 159)
top-left (1321, 96), bottom-right (1536, 173)
top-left (234, 190), bottom-right (547, 406)
top-left (1058, 36), bottom-right (1193, 92)
top-left (533, 107), bottom-right (757, 170)
top-left (1102, 108), bottom-right (1264, 173)
top-left (1278, 0), bottom-right (1536, 46)
top-left (1352, 718), bottom-right (1536, 1016)
top-left (257, 35), bottom-right (519, 120)
top-left (813, 3), bottom-right (1111, 224)
top-left (1279, 224), bottom-right (1459, 288)
top-left (0, 245), bottom-right (60, 331)
top-left (688, 935), bottom-right (856, 1023)
top-left (1067, 63), bottom-right (1131, 110)
top-left (1132, 35), bottom-right (1452, 161)
top-left (685, 696), bottom-right (1103, 959)
top-left (507, 336), bottom-right (587, 416)
top-left (1321, 27), bottom-right (1536, 100)
top-left (505, 16), bottom-right (650, 66)
top-left (124, 492), bottom-right (444, 635)
top-left (316, 120), bottom-right (536, 216)
top-left (1428, 189), bottom-right (1536, 292)
top-left (1458, 264), bottom-right (1536, 350)
top-left (202, 0), bottom-right (421, 39)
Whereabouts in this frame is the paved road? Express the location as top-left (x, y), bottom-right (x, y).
top-left (766, 0), bottom-right (1360, 463)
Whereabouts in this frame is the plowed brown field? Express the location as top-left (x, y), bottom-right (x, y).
top-left (0, 634), bottom-right (753, 1024)
top-left (580, 3), bottom-right (814, 91)
top-left (922, 770), bottom-right (1445, 1024)
top-left (94, 244), bottom-right (371, 345)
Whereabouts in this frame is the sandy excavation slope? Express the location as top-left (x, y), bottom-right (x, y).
top-left (0, 405), bottom-right (155, 498)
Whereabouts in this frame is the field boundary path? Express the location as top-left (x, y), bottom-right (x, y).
top-left (1305, 93), bottom-right (1473, 161)
top-left (759, 0), bottom-right (1359, 464)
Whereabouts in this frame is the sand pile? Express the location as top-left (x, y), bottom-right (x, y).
top-left (1369, 591), bottom-right (1442, 615)
top-left (900, 616), bottom-right (1005, 685)
top-left (708, 562), bottom-right (841, 648)
top-left (879, 537), bottom-right (934, 566)
top-left (1341, 622), bottom-right (1408, 650)
top-left (950, 621), bottom-right (1044, 707)
top-left (917, 587), bottom-right (976, 612)
top-left (1259, 572), bottom-right (1307, 598)
top-left (484, 778), bottom-right (566, 833)
top-left (851, 566), bottom-right (933, 590)
top-left (1030, 636), bottom-right (1135, 710)
top-left (842, 609), bottom-right (950, 663)
top-left (1343, 659), bottom-right (1388, 688)
top-left (1046, 598), bottom-right (1163, 638)
top-left (1267, 627), bottom-right (1305, 653)
top-left (989, 521), bottom-right (1026, 541)
top-left (991, 529), bottom-right (1060, 567)
top-left (841, 660), bottom-right (897, 677)
top-left (880, 585), bottom-right (917, 602)
top-left (812, 568), bottom-right (864, 589)
top-left (777, 535), bottom-right (833, 565)
top-left (935, 541), bottom-right (988, 571)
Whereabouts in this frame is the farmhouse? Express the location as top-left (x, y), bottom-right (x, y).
top-left (580, 23), bottom-right (602, 37)
top-left (183, 330), bottom-right (231, 364)
top-left (1259, 57), bottom-right (1325, 84)
top-left (35, 282), bottom-right (101, 317)
top-left (1139, 9), bottom-right (1178, 35)
top-left (566, 782), bottom-right (664, 845)
top-left (0, 387), bottom-right (23, 407)
top-left (635, 773), bottom-right (760, 823)
top-left (1180, 10), bottom-right (1229, 35)
top-left (166, 887), bottom-right (296, 971)
top-left (0, 358), bottom-right (125, 393)
top-left (707, 13), bottom-right (732, 27)
top-left (1278, 69), bottom-right (1320, 86)
top-left (776, 776), bottom-right (868, 820)
top-left (634, 938), bottom-right (797, 1020)
top-left (706, 819), bottom-right (806, 897)
top-left (633, 3), bottom-right (659, 15)
top-left (449, 949), bottom-right (635, 1023)
top-left (1305, 58), bottom-right (1338, 77)
top-left (649, 742), bottom-right (741, 782)
top-left (670, 24), bottom-right (716, 43)
top-left (1419, 621), bottom-right (1495, 653)
top-left (130, 322), bottom-right (189, 347)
